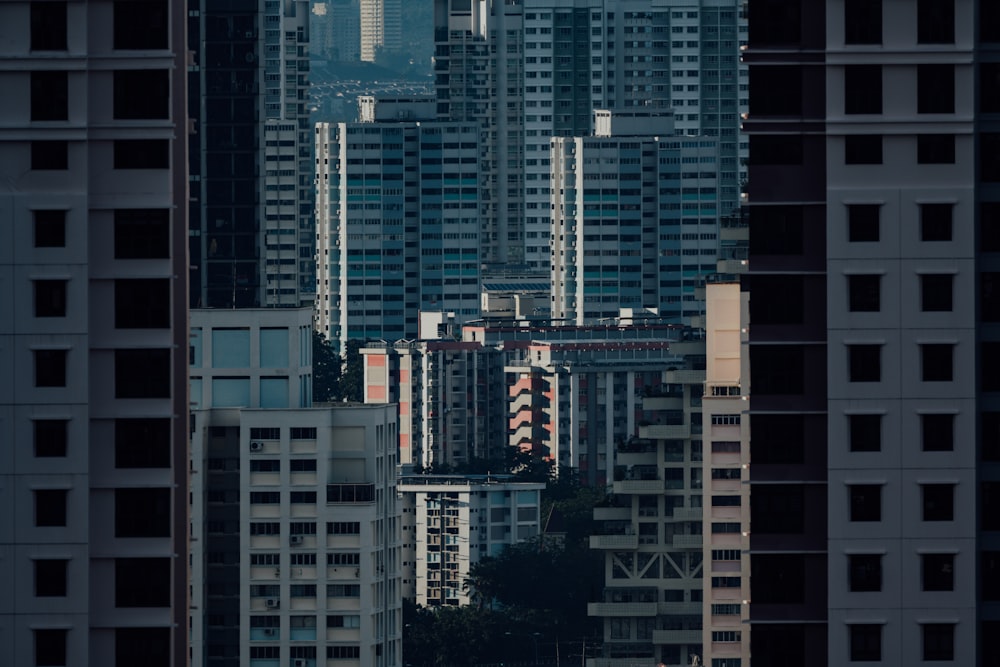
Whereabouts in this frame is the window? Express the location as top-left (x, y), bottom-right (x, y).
top-left (327, 615), bottom-right (361, 628)
top-left (31, 71), bottom-right (68, 121)
top-left (114, 139), bottom-right (169, 169)
top-left (849, 624), bottom-right (882, 661)
top-left (749, 135), bottom-right (803, 165)
top-left (985, 413), bottom-right (1000, 461)
top-left (31, 2), bottom-right (67, 51)
top-left (34, 280), bottom-right (67, 317)
top-left (114, 70), bottom-right (169, 119)
top-left (920, 274), bottom-right (953, 312)
top-left (327, 522), bottom-right (360, 535)
top-left (749, 205), bottom-right (804, 254)
top-left (34, 349), bottom-right (67, 387)
top-left (290, 459), bottom-right (317, 472)
top-left (844, 0), bottom-right (882, 45)
top-left (749, 0), bottom-right (801, 46)
top-left (115, 558), bottom-right (170, 607)
top-left (114, 209), bottom-right (170, 258)
top-left (848, 345), bottom-right (881, 382)
top-left (848, 204), bottom-right (880, 242)
top-left (115, 279), bottom-right (170, 328)
top-left (917, 0), bottom-right (954, 44)
top-left (328, 646), bottom-right (361, 659)
top-left (115, 349), bottom-right (171, 398)
top-left (35, 489), bottom-right (67, 526)
top-left (921, 553), bottom-right (954, 591)
top-left (33, 210), bottom-right (66, 247)
top-left (290, 427), bottom-right (317, 439)
top-left (32, 141), bottom-right (68, 170)
top-left (921, 414), bottom-right (954, 452)
top-left (750, 485), bottom-right (804, 533)
top-left (749, 66), bottom-right (803, 116)
top-left (250, 492), bottom-right (280, 504)
top-left (983, 64), bottom-right (1000, 113)
top-left (922, 484), bottom-right (954, 521)
top-left (34, 420), bottom-right (68, 457)
top-left (290, 584), bottom-right (317, 597)
top-left (922, 623), bottom-right (954, 661)
top-left (844, 65), bottom-right (881, 114)
top-left (983, 134), bottom-right (1000, 182)
top-left (917, 134), bottom-right (955, 164)
top-left (849, 484), bottom-right (881, 522)
top-left (848, 275), bottom-right (880, 312)
top-left (849, 414), bottom-right (881, 452)
top-left (35, 559), bottom-right (68, 597)
top-left (291, 491), bottom-right (316, 503)
top-left (921, 344), bottom-right (953, 382)
top-left (327, 584), bottom-right (360, 597)
top-left (115, 418), bottom-right (170, 468)
top-left (34, 629), bottom-right (67, 667)
top-left (920, 204), bottom-right (952, 241)
top-left (115, 488), bottom-right (170, 537)
top-left (918, 64), bottom-right (955, 114)
top-left (845, 135), bottom-right (882, 164)
top-left (114, 0), bottom-right (169, 50)
top-left (250, 522), bottom-right (280, 535)
top-left (985, 551), bottom-right (1000, 601)
top-left (115, 628), bottom-right (170, 667)
top-left (849, 554), bottom-right (881, 592)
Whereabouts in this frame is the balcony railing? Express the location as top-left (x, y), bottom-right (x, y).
top-left (326, 483), bottom-right (375, 503)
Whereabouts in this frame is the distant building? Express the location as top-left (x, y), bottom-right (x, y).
top-left (360, 0), bottom-right (401, 62)
top-left (398, 474), bottom-right (544, 607)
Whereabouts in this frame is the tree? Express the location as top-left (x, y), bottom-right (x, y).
top-left (341, 338), bottom-right (365, 402)
top-left (312, 330), bottom-right (342, 403)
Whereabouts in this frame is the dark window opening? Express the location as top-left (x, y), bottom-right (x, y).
top-left (844, 65), bottom-right (882, 114)
top-left (115, 279), bottom-right (170, 328)
top-left (845, 135), bottom-right (882, 165)
top-left (115, 348), bottom-right (171, 398)
top-left (34, 559), bottom-right (68, 597)
top-left (31, 2), bottom-right (68, 51)
top-left (749, 205), bottom-right (804, 255)
top-left (917, 134), bottom-right (955, 164)
top-left (984, 134), bottom-right (1000, 182)
top-left (34, 349), bottom-right (67, 387)
top-left (115, 628), bottom-right (171, 667)
top-left (115, 418), bottom-right (171, 468)
top-left (848, 345), bottom-right (881, 382)
top-left (34, 280), bottom-right (67, 318)
top-left (750, 66), bottom-right (803, 116)
top-left (31, 71), bottom-right (68, 121)
top-left (849, 624), bottom-right (882, 661)
top-left (922, 623), bottom-right (954, 661)
top-left (920, 274), bottom-right (953, 312)
top-left (848, 274), bottom-right (880, 312)
top-left (34, 420), bottom-right (68, 457)
top-left (918, 64), bottom-right (955, 114)
top-left (114, 139), bottom-right (169, 169)
top-left (34, 629), bottom-right (67, 667)
top-left (31, 141), bottom-right (68, 170)
top-left (113, 69), bottom-right (169, 119)
top-left (917, 0), bottom-right (954, 44)
top-left (982, 64), bottom-right (1000, 113)
top-left (849, 554), bottom-right (882, 592)
top-left (849, 484), bottom-right (881, 522)
top-left (922, 484), bottom-right (954, 521)
top-left (749, 275), bottom-right (804, 324)
top-left (983, 203), bottom-right (1000, 251)
top-left (749, 414), bottom-right (805, 464)
top-left (848, 204), bottom-right (880, 242)
top-left (983, 413), bottom-right (1000, 461)
top-left (33, 210), bottom-right (66, 247)
top-left (920, 203), bottom-right (953, 241)
top-left (750, 485), bottom-right (804, 533)
top-left (35, 489), bottom-right (68, 527)
top-left (749, 0), bottom-right (801, 46)
top-left (115, 558), bottom-right (171, 607)
top-left (849, 414), bottom-right (881, 452)
top-left (985, 272), bottom-right (1000, 322)
top-left (921, 344), bottom-right (953, 382)
top-left (921, 553), bottom-right (954, 591)
top-left (115, 488), bottom-right (170, 537)
top-left (750, 345), bottom-right (804, 395)
top-left (114, 209), bottom-right (170, 259)
top-left (921, 414), bottom-right (954, 452)
top-left (749, 135), bottom-right (803, 165)
top-left (750, 554), bottom-right (804, 604)
top-left (113, 1), bottom-right (169, 50)
top-left (844, 0), bottom-right (882, 45)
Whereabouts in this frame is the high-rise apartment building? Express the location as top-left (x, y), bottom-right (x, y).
top-left (745, 1), bottom-right (998, 664)
top-left (314, 118), bottom-right (482, 350)
top-left (360, 0), bottom-right (401, 62)
top-left (190, 0), bottom-right (312, 308)
top-left (0, 2), bottom-right (189, 666)
top-left (550, 110), bottom-right (720, 324)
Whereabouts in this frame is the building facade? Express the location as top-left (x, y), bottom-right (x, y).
top-left (359, 0), bottom-right (401, 62)
top-left (0, 2), bottom-right (189, 666)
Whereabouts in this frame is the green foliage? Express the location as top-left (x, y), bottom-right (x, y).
top-left (341, 338), bottom-right (365, 403)
top-left (312, 330), bottom-right (342, 403)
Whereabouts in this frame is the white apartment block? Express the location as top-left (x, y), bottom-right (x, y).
top-left (359, 0), bottom-right (401, 62)
top-left (0, 2), bottom-right (189, 666)
top-left (398, 475), bottom-right (544, 607)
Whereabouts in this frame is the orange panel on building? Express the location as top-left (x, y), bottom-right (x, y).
top-left (368, 385), bottom-right (386, 400)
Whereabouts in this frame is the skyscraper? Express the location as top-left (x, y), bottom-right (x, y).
top-left (360, 0), bottom-right (401, 62)
top-left (0, 2), bottom-right (189, 665)
top-left (745, 1), bottom-right (995, 664)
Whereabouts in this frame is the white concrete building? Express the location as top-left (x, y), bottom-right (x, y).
top-left (398, 475), bottom-right (544, 607)
top-left (359, 0), bottom-right (401, 62)
top-left (0, 2), bottom-right (189, 666)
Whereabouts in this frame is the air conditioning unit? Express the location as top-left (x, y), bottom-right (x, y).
top-left (250, 441), bottom-right (264, 451)
top-left (263, 628), bottom-right (276, 637)
top-left (289, 534), bottom-right (304, 546)
top-left (265, 598), bottom-right (280, 609)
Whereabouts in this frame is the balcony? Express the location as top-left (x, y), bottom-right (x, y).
top-left (587, 602), bottom-right (657, 617)
top-left (640, 395), bottom-right (683, 411)
top-left (638, 423), bottom-right (690, 440)
top-left (593, 507), bottom-right (630, 521)
top-left (663, 368), bottom-right (706, 385)
top-left (612, 479), bottom-right (663, 494)
top-left (589, 534), bottom-right (639, 549)
top-left (671, 507), bottom-right (702, 521)
top-left (671, 534), bottom-right (703, 548)
top-left (651, 629), bottom-right (702, 645)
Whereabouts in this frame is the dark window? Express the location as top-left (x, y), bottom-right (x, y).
top-left (33, 210), bottom-right (66, 247)
top-left (848, 554), bottom-right (882, 592)
top-left (750, 554), bottom-right (804, 603)
top-left (34, 349), bottom-right (67, 387)
top-left (115, 558), bottom-right (170, 607)
top-left (848, 204), bottom-right (880, 242)
top-left (985, 482), bottom-right (1000, 530)
top-left (844, 65), bottom-right (882, 114)
top-left (848, 275), bottom-right (880, 312)
top-left (922, 484), bottom-right (954, 521)
top-left (917, 134), bottom-right (955, 164)
top-left (114, 209), bottom-right (170, 259)
top-left (845, 135), bottom-right (882, 164)
top-left (34, 629), bottom-right (67, 667)
top-left (750, 66), bottom-right (803, 116)
top-left (983, 413), bottom-right (1000, 461)
top-left (750, 485), bottom-right (804, 533)
top-left (115, 348), bottom-right (171, 398)
top-left (748, 0), bottom-right (801, 46)
top-left (920, 203), bottom-right (952, 241)
top-left (983, 273), bottom-right (1000, 322)
top-left (34, 280), bottom-right (66, 318)
top-left (115, 418), bottom-right (171, 468)
top-left (849, 414), bottom-right (881, 452)
top-left (749, 276), bottom-right (804, 324)
top-left (982, 64), bottom-right (1000, 113)
top-left (115, 488), bottom-right (170, 537)
top-left (986, 4), bottom-right (1000, 42)
top-left (31, 2), bottom-right (67, 51)
top-left (113, 70), bottom-right (169, 119)
top-left (921, 414), bottom-right (954, 452)
top-left (749, 205), bottom-right (804, 255)
top-left (921, 344), bottom-right (953, 382)
top-left (749, 414), bottom-right (805, 464)
top-left (750, 345), bottom-right (804, 394)
top-left (34, 559), bottom-right (68, 597)
top-left (848, 345), bottom-right (881, 382)
top-left (917, 0), bottom-right (954, 44)
top-left (984, 552), bottom-right (1000, 601)
top-left (749, 135), bottom-right (803, 165)
top-left (115, 628), bottom-right (170, 667)
top-left (31, 71), bottom-right (68, 121)
top-left (114, 139), bottom-right (169, 169)
top-left (983, 203), bottom-right (1000, 250)
top-left (922, 623), bottom-right (954, 661)
top-left (114, 1), bottom-right (169, 50)
top-left (984, 134), bottom-right (1000, 182)
top-left (34, 420), bottom-right (68, 457)
top-left (985, 342), bottom-right (1000, 392)
top-left (920, 274), bottom-right (953, 311)
top-left (849, 624), bottom-right (882, 661)
top-left (31, 141), bottom-right (68, 170)
top-left (921, 553), bottom-right (954, 591)
top-left (35, 489), bottom-right (67, 526)
top-left (918, 64), bottom-right (955, 114)
top-left (844, 0), bottom-right (882, 44)
top-left (850, 484), bottom-right (881, 522)
top-left (115, 279), bottom-right (170, 328)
